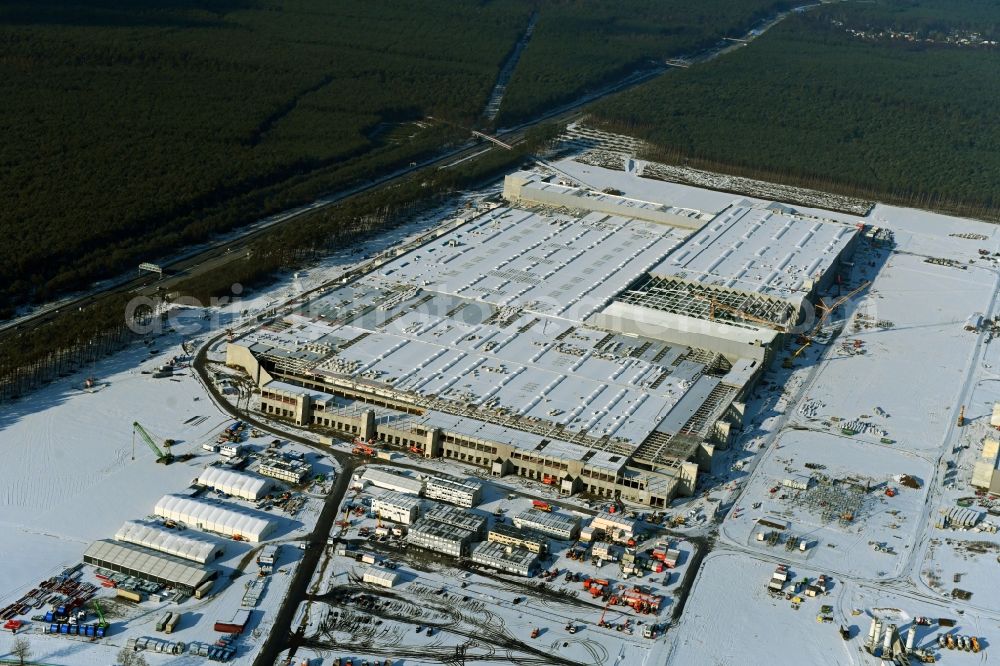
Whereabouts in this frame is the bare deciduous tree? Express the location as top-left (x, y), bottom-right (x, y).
top-left (12, 636), bottom-right (31, 666)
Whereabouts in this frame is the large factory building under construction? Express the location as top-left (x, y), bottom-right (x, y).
top-left (226, 170), bottom-right (860, 508)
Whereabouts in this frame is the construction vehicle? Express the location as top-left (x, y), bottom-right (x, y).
top-left (598, 597), bottom-right (614, 628)
top-left (532, 500), bottom-right (553, 512)
top-left (335, 505), bottom-right (351, 532)
top-left (353, 440), bottom-right (376, 456)
top-left (91, 601), bottom-right (108, 629)
top-left (530, 627), bottom-right (540, 639)
top-left (133, 421), bottom-right (173, 464)
top-left (971, 636), bottom-right (981, 652)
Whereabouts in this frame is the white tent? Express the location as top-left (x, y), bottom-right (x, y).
top-left (153, 495), bottom-right (274, 542)
top-left (114, 520), bottom-right (221, 564)
top-left (197, 467), bottom-right (271, 501)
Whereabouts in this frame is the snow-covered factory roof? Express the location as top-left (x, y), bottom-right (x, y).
top-left (153, 495), bottom-right (274, 542)
top-left (233, 201), bottom-right (764, 464)
top-left (647, 204), bottom-right (858, 305)
top-left (114, 520), bottom-right (220, 564)
top-left (356, 207), bottom-right (688, 318)
top-left (360, 468), bottom-right (424, 496)
top-left (254, 300), bottom-right (708, 450)
top-left (197, 466), bottom-right (271, 501)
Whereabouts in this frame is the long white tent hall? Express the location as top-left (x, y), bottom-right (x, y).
top-left (197, 466), bottom-right (272, 501)
top-left (153, 495), bottom-right (275, 542)
top-left (114, 520), bottom-right (223, 564)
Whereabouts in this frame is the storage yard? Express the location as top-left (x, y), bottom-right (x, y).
top-left (2, 140), bottom-right (1000, 665)
top-left (0, 329), bottom-right (335, 665)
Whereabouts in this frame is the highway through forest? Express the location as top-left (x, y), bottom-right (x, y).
top-left (0, 0), bottom-right (816, 347)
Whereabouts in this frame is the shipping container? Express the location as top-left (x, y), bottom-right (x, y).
top-left (165, 612), bottom-right (180, 634)
top-left (194, 579), bottom-right (214, 600)
top-left (116, 589), bottom-right (143, 603)
top-left (156, 612), bottom-right (173, 632)
top-left (214, 609), bottom-right (251, 634)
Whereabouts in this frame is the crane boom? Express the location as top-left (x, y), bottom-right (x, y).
top-left (817, 280), bottom-right (871, 325)
top-left (692, 294), bottom-right (789, 332)
top-left (133, 421), bottom-right (173, 464)
top-left (92, 600), bottom-right (108, 628)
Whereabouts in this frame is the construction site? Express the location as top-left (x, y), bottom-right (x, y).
top-left (225, 163), bottom-right (864, 519)
top-left (284, 463), bottom-right (693, 666)
top-left (3, 124), bottom-right (1000, 666)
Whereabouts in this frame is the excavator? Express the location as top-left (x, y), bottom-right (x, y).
top-left (91, 600), bottom-right (108, 629)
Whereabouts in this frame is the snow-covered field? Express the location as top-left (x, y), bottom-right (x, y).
top-left (669, 193), bottom-right (1000, 664)
top-left (723, 429), bottom-right (932, 578)
top-left (670, 550), bottom-right (990, 666)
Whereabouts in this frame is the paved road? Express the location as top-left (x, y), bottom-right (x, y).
top-left (194, 332), bottom-right (359, 666)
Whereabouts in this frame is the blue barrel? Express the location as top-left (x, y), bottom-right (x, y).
top-left (86, 625), bottom-right (95, 637)
top-left (96, 626), bottom-right (106, 638)
top-left (44, 611), bottom-right (54, 622)
top-left (59, 624), bottom-right (69, 634)
top-left (49, 623), bottom-right (58, 633)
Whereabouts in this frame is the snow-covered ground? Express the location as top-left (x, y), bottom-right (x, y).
top-left (666, 190), bottom-right (1000, 664)
top-left (287, 472), bottom-right (684, 666)
top-left (670, 550), bottom-right (989, 665)
top-left (4, 150), bottom-right (1000, 665)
